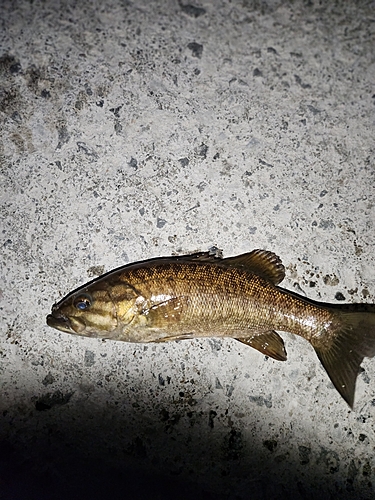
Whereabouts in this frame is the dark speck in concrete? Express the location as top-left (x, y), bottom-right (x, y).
top-left (0, 54), bottom-right (22, 75)
top-left (263, 439), bottom-right (278, 452)
top-left (298, 445), bottom-right (311, 465)
top-left (9, 62), bottom-right (22, 74)
top-left (42, 372), bottom-right (55, 386)
top-left (307, 104), bottom-right (321, 115)
top-left (157, 218), bottom-right (167, 228)
top-left (197, 143), bottom-right (208, 158)
top-left (249, 394), bottom-right (272, 408)
top-left (10, 111), bottom-right (22, 123)
top-left (180, 4), bottom-right (206, 18)
top-left (362, 461), bottom-right (371, 476)
top-left (318, 448), bottom-right (340, 474)
top-left (128, 157), bottom-right (138, 169)
top-left (114, 121), bottom-right (122, 134)
top-left (160, 408), bottom-right (181, 429)
top-left (35, 390), bottom-right (73, 411)
top-left (109, 105), bottom-right (122, 117)
top-left (187, 42), bottom-right (203, 59)
top-left (84, 350), bottom-right (96, 367)
top-left (323, 274), bottom-right (339, 286)
top-left (335, 292), bottom-right (346, 301)
top-left (77, 141), bottom-right (98, 159)
top-left (295, 75), bottom-right (311, 89)
top-left (208, 339), bottom-right (222, 352)
top-left (226, 385), bottom-right (234, 397)
top-left (361, 370), bottom-right (370, 384)
top-left (208, 410), bottom-right (217, 429)
top-left (178, 157), bottom-right (189, 167)
top-left (319, 219), bottom-right (335, 230)
top-left (56, 125), bottom-right (70, 149)
top-left (259, 159), bottom-right (274, 168)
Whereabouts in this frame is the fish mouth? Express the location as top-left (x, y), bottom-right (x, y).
top-left (46, 313), bottom-right (75, 334)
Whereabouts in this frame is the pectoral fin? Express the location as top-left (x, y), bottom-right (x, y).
top-left (237, 331), bottom-right (287, 361)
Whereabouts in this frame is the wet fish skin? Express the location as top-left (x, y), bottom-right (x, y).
top-left (46, 249), bottom-right (375, 408)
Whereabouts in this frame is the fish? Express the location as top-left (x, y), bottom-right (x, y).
top-left (46, 248), bottom-right (375, 408)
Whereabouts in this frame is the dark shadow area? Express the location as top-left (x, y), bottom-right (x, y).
top-left (0, 440), bottom-right (221, 500)
top-left (0, 392), bottom-right (371, 500)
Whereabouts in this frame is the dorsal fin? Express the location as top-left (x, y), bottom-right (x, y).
top-left (178, 248), bottom-right (285, 285)
top-left (222, 249), bottom-right (285, 285)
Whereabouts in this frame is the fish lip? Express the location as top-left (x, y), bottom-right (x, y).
top-left (46, 312), bottom-right (74, 333)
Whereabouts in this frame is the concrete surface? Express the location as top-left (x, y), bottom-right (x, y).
top-left (1, 0), bottom-right (375, 498)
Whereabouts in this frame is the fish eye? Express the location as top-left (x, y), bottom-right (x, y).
top-left (74, 294), bottom-right (92, 311)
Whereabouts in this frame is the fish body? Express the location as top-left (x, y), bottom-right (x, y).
top-left (47, 249), bottom-right (375, 407)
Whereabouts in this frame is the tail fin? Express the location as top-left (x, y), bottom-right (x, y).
top-left (312, 312), bottom-right (375, 408)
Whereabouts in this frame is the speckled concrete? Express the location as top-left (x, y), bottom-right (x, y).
top-left (1, 0), bottom-right (375, 498)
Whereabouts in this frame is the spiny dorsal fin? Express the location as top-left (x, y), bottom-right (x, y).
top-left (177, 247), bottom-right (223, 263)
top-left (237, 331), bottom-right (287, 361)
top-left (223, 249), bottom-right (285, 285)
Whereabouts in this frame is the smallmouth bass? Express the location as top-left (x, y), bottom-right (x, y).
top-left (47, 249), bottom-right (375, 407)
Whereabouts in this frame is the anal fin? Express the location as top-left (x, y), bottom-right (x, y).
top-left (237, 331), bottom-right (287, 361)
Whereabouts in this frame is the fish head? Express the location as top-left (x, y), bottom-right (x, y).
top-left (46, 278), bottom-right (140, 339)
